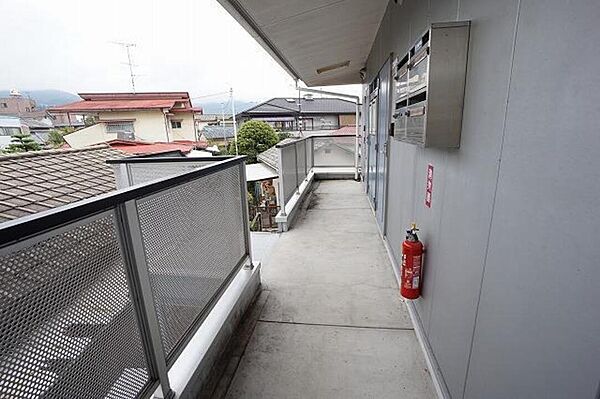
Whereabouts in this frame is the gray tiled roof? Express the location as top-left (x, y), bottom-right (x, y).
top-left (241, 98), bottom-right (355, 115)
top-left (0, 145), bottom-right (124, 223)
top-left (257, 138), bottom-right (298, 170)
top-left (201, 125), bottom-right (235, 139)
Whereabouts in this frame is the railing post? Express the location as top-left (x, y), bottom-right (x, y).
top-left (304, 138), bottom-right (308, 178)
top-left (277, 146), bottom-right (287, 217)
top-left (115, 201), bottom-right (174, 399)
top-left (294, 142), bottom-right (300, 194)
top-left (355, 103), bottom-right (360, 180)
top-left (126, 163), bottom-right (134, 187)
top-left (311, 137), bottom-right (315, 168)
top-left (239, 162), bottom-right (253, 265)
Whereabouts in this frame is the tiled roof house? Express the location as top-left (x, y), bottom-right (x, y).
top-left (0, 145), bottom-right (123, 222)
top-left (238, 97), bottom-right (356, 131)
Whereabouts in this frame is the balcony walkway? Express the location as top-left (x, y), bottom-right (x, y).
top-left (225, 180), bottom-right (436, 398)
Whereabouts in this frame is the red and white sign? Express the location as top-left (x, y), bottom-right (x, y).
top-left (425, 164), bottom-right (434, 208)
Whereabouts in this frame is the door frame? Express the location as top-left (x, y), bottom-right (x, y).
top-left (366, 77), bottom-right (379, 206)
top-left (374, 56), bottom-right (392, 232)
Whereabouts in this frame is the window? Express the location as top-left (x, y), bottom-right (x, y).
top-left (171, 120), bottom-right (182, 129)
top-left (106, 121), bottom-right (135, 140)
top-left (1, 103), bottom-right (7, 108)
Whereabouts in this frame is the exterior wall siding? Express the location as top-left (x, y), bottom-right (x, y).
top-left (366, 0), bottom-right (600, 398)
top-left (98, 110), bottom-right (170, 142)
top-left (168, 112), bottom-right (196, 141)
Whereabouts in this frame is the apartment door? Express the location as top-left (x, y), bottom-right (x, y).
top-left (375, 58), bottom-right (391, 229)
top-left (366, 95), bottom-right (378, 205)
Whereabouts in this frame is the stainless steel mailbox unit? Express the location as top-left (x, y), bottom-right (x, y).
top-left (392, 21), bottom-right (470, 147)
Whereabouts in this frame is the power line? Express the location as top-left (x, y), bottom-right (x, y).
top-left (190, 91), bottom-right (230, 100)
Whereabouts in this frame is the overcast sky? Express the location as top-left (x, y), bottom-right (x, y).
top-left (0, 0), bottom-right (360, 103)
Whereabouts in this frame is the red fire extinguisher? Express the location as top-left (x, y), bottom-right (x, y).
top-left (401, 223), bottom-right (424, 300)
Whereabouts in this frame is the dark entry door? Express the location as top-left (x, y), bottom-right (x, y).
top-left (375, 58), bottom-right (391, 229)
top-left (366, 92), bottom-right (378, 206)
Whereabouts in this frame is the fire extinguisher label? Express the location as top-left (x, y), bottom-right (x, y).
top-left (412, 255), bottom-right (422, 288)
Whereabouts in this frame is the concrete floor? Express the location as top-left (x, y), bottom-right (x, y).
top-left (225, 180), bottom-right (436, 399)
top-left (250, 231), bottom-right (279, 265)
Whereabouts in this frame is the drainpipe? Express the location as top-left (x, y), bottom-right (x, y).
top-left (162, 109), bottom-right (171, 142)
top-left (295, 85), bottom-right (361, 180)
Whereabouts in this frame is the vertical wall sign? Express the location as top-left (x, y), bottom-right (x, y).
top-left (425, 164), bottom-right (434, 208)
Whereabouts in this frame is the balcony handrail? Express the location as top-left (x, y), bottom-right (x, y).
top-left (275, 133), bottom-right (357, 148)
top-left (106, 155), bottom-right (234, 164)
top-left (0, 156), bottom-right (247, 248)
top-left (0, 154), bottom-right (251, 398)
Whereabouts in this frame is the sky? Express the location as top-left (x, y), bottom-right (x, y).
top-left (0, 0), bottom-right (360, 103)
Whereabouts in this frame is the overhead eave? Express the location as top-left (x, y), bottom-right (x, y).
top-left (217, 0), bottom-right (388, 87)
top-left (218, 0), bottom-right (302, 82)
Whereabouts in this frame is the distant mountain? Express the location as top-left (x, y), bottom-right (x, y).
top-left (0, 90), bottom-right (79, 108)
top-left (196, 100), bottom-right (259, 115)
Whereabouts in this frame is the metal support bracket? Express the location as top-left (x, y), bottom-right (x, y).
top-left (115, 201), bottom-right (175, 399)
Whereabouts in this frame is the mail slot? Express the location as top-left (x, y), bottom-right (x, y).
top-left (395, 69), bottom-right (409, 99)
top-left (406, 102), bottom-right (426, 144)
top-left (408, 47), bottom-right (429, 94)
top-left (389, 21), bottom-right (469, 147)
top-left (393, 105), bottom-right (408, 140)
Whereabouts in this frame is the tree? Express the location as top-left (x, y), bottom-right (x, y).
top-left (46, 127), bottom-right (74, 148)
top-left (230, 120), bottom-right (279, 163)
top-left (84, 115), bottom-right (97, 126)
top-left (4, 133), bottom-right (42, 153)
top-left (277, 131), bottom-right (292, 141)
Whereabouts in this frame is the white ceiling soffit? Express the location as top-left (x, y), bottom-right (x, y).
top-left (218, 0), bottom-right (388, 86)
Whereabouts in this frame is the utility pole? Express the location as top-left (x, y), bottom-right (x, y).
top-left (221, 101), bottom-right (227, 144)
top-left (113, 41), bottom-right (137, 93)
top-left (230, 87), bottom-right (238, 155)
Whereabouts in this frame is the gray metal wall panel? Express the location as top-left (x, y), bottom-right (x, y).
top-left (367, 0), bottom-right (521, 397)
top-left (425, 1), bottom-right (521, 397)
top-left (464, 1), bottom-right (600, 398)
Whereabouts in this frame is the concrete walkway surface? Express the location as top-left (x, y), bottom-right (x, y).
top-left (225, 180), bottom-right (435, 399)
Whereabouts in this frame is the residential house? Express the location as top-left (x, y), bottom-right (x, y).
top-left (237, 95), bottom-right (356, 132)
top-left (195, 113), bottom-right (235, 131)
top-left (48, 92), bottom-right (203, 148)
top-left (0, 90), bottom-right (37, 114)
top-left (0, 116), bottom-right (24, 150)
top-left (0, 145), bottom-right (123, 222)
top-left (200, 125), bottom-right (236, 146)
top-left (0, 90), bottom-right (81, 145)
top-left (107, 139), bottom-right (208, 156)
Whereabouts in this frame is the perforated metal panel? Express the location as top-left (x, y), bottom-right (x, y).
top-left (0, 214), bottom-right (150, 399)
top-left (313, 136), bottom-right (356, 167)
top-left (127, 162), bottom-right (216, 186)
top-left (306, 138), bottom-right (314, 169)
top-left (296, 141), bottom-right (307, 182)
top-left (136, 165), bottom-right (247, 360)
top-left (281, 145), bottom-right (298, 202)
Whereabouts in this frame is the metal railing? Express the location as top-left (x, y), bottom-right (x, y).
top-left (0, 156), bottom-right (251, 399)
top-left (276, 134), bottom-right (358, 212)
top-left (107, 156), bottom-right (233, 188)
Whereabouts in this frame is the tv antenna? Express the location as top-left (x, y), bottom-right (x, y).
top-left (112, 41), bottom-right (138, 93)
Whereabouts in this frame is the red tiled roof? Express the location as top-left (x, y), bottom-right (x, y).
top-left (172, 106), bottom-right (203, 113)
top-left (49, 99), bottom-right (182, 113)
top-left (79, 92), bottom-right (190, 101)
top-left (48, 92), bottom-right (197, 113)
top-left (107, 140), bottom-right (208, 155)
